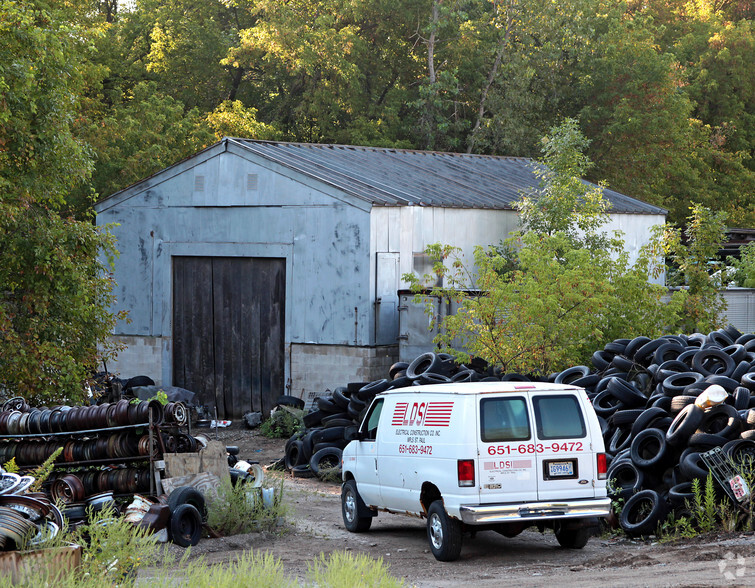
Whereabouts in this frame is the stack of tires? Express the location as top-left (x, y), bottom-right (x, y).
top-left (583, 326), bottom-right (755, 537)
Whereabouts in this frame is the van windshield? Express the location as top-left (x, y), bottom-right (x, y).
top-left (533, 395), bottom-right (586, 440)
top-left (480, 397), bottom-right (530, 442)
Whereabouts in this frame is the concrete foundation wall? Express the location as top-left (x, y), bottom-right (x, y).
top-left (289, 343), bottom-right (398, 404)
top-left (106, 336), bottom-right (165, 384)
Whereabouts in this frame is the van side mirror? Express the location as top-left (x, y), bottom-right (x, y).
top-left (344, 426), bottom-right (362, 441)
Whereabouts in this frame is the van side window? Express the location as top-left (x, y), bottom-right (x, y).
top-left (362, 398), bottom-right (384, 441)
top-left (533, 395), bottom-right (586, 440)
top-left (480, 397), bottom-right (530, 442)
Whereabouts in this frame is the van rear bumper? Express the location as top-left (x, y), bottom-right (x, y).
top-left (459, 497), bottom-right (611, 525)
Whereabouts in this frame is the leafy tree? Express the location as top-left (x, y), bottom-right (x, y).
top-left (654, 203), bottom-right (729, 332)
top-left (405, 120), bottom-right (676, 374)
top-left (0, 0), bottom-right (124, 404)
top-left (727, 242), bottom-right (755, 288)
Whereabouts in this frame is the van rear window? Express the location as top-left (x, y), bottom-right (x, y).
top-left (533, 395), bottom-right (586, 440)
top-left (480, 397), bottom-right (530, 442)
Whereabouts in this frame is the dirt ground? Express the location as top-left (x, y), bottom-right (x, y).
top-left (150, 422), bottom-right (755, 587)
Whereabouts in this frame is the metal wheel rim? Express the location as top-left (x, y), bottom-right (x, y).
top-left (344, 490), bottom-right (357, 523)
top-left (429, 513), bottom-right (443, 550)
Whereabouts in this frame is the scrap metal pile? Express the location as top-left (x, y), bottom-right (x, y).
top-left (287, 326), bottom-right (755, 537)
top-left (0, 393), bottom-right (209, 552)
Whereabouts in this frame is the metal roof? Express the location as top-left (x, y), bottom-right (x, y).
top-left (230, 138), bottom-right (667, 215)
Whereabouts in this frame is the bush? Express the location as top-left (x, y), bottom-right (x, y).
top-left (206, 477), bottom-right (286, 536)
top-left (260, 407), bottom-right (303, 439)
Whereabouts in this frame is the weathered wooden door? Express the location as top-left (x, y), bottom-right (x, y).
top-left (172, 256), bottom-right (285, 418)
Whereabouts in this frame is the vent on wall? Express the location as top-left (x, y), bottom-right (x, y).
top-left (247, 173), bottom-right (258, 191)
top-left (194, 175), bottom-right (205, 192)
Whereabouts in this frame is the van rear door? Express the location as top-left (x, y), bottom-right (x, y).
top-left (476, 395), bottom-right (538, 503)
top-left (532, 391), bottom-right (596, 501)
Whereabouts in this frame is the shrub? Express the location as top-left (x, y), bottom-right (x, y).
top-left (206, 477), bottom-right (286, 536)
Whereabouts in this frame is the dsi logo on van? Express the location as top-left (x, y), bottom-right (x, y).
top-left (392, 402), bottom-right (454, 427)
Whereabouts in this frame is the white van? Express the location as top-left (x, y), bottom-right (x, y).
top-left (341, 382), bottom-right (610, 561)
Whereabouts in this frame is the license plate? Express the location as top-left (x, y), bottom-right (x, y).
top-left (548, 461), bottom-right (574, 477)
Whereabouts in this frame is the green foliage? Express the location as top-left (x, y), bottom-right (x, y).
top-left (207, 101), bottom-right (281, 141)
top-left (74, 506), bottom-right (160, 586)
top-left (2, 458), bottom-right (18, 474)
top-left (260, 407), bottom-right (304, 439)
top-left (404, 121), bottom-right (676, 374)
top-left (155, 550), bottom-right (295, 588)
top-left (690, 475), bottom-right (719, 533)
top-left (727, 242), bottom-right (755, 288)
top-left (0, 0), bottom-right (95, 208)
top-left (28, 447), bottom-right (63, 492)
top-left (306, 551), bottom-right (404, 588)
top-left (654, 203), bottom-right (728, 332)
top-left (0, 210), bottom-right (126, 405)
top-left (206, 477), bottom-right (286, 536)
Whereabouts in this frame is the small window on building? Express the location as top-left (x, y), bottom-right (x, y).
top-left (480, 397), bottom-right (530, 442)
top-left (533, 395), bottom-right (586, 440)
top-left (247, 173), bottom-right (258, 191)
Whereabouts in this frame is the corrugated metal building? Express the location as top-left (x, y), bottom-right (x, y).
top-left (94, 138), bottom-right (667, 418)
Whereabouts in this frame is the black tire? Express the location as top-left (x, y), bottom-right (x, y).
top-left (610, 409), bottom-right (644, 428)
top-left (291, 464), bottom-right (316, 478)
top-left (303, 410), bottom-right (327, 428)
top-left (341, 479), bottom-right (372, 532)
top-left (607, 460), bottom-right (643, 499)
top-left (698, 404), bottom-right (742, 439)
top-left (688, 432), bottom-right (729, 449)
top-left (608, 427), bottom-right (633, 454)
top-left (679, 451), bottom-right (709, 480)
top-left (693, 348), bottom-right (735, 377)
top-left (170, 503), bottom-right (202, 547)
top-left (625, 336), bottom-right (652, 359)
top-left (358, 379), bottom-right (391, 396)
top-left (733, 387), bottom-right (751, 410)
top-left (554, 524), bottom-right (590, 549)
top-left (418, 372), bottom-right (452, 385)
top-left (630, 407), bottom-right (669, 438)
top-left (312, 426), bottom-right (346, 444)
top-left (168, 486), bottom-right (207, 521)
top-left (606, 378), bottom-right (646, 407)
top-left (124, 375), bottom-right (155, 390)
top-left (332, 388), bottom-right (350, 410)
top-left (317, 397), bottom-right (342, 414)
top-left (669, 395), bottom-right (697, 414)
top-left (591, 390), bottom-right (624, 418)
top-left (619, 490), bottom-right (667, 537)
top-left (666, 404), bottom-right (705, 446)
top-left (668, 482), bottom-right (694, 508)
top-left (633, 338), bottom-right (665, 364)
top-left (285, 439), bottom-right (306, 469)
top-left (555, 366), bottom-right (591, 385)
top-left (310, 446), bottom-right (343, 478)
top-left (275, 395), bottom-right (305, 410)
top-left (662, 372), bottom-right (704, 397)
top-left (407, 353), bottom-right (442, 379)
top-left (389, 362), bottom-right (410, 380)
top-left (741, 372), bottom-right (755, 391)
top-left (630, 428), bottom-right (669, 469)
top-left (426, 500), bottom-right (463, 562)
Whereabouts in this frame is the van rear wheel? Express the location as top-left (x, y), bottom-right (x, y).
top-left (427, 500), bottom-right (463, 561)
top-left (341, 480), bottom-right (372, 532)
top-left (554, 524), bottom-right (590, 549)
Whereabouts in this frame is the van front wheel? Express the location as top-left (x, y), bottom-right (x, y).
top-left (341, 480), bottom-right (372, 532)
top-left (427, 500), bottom-right (463, 561)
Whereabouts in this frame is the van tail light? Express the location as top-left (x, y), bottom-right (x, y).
top-left (597, 453), bottom-right (607, 480)
top-left (458, 459), bottom-right (475, 487)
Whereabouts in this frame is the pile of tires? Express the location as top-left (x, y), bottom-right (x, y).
top-left (582, 326), bottom-right (755, 537)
